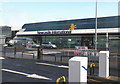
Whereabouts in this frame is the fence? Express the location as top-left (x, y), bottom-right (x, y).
top-left (3, 47), bottom-right (38, 59)
top-left (3, 46), bottom-right (99, 64)
top-left (3, 46), bottom-right (119, 77)
top-left (74, 49), bottom-right (99, 63)
top-left (3, 47), bottom-right (75, 63)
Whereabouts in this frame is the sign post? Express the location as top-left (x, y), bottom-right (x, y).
top-left (68, 39), bottom-right (71, 56)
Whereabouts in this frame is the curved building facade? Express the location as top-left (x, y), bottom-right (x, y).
top-left (16, 16), bottom-right (120, 50)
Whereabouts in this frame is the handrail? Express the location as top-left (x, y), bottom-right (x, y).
top-left (56, 76), bottom-right (66, 84)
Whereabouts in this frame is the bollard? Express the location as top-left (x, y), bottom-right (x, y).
top-left (37, 47), bottom-right (43, 60)
top-left (55, 55), bottom-right (56, 62)
top-left (14, 47), bottom-right (16, 58)
top-left (37, 47), bottom-right (40, 59)
top-left (99, 51), bottom-right (109, 77)
top-left (60, 56), bottom-right (62, 62)
top-left (21, 51), bottom-right (23, 57)
top-left (69, 57), bottom-right (88, 83)
top-left (3, 46), bottom-right (6, 56)
top-left (33, 53), bottom-right (34, 59)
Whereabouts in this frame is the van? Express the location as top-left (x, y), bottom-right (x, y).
top-left (4, 37), bottom-right (40, 48)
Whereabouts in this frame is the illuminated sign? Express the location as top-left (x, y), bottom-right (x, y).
top-left (37, 30), bottom-right (71, 35)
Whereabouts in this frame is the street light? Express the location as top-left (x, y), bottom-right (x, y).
top-left (95, 0), bottom-right (98, 50)
top-left (68, 39), bottom-right (71, 56)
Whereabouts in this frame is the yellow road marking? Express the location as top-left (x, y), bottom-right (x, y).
top-left (112, 56), bottom-right (120, 58)
top-left (87, 78), bottom-right (101, 82)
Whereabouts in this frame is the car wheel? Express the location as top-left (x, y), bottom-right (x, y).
top-left (50, 46), bottom-right (53, 48)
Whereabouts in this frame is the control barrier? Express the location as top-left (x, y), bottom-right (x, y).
top-left (56, 76), bottom-right (66, 84)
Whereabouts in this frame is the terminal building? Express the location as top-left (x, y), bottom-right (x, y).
top-left (0, 26), bottom-right (11, 42)
top-left (16, 16), bottom-right (120, 51)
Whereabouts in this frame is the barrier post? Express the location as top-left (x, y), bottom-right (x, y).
top-left (69, 56), bottom-right (88, 83)
top-left (3, 46), bottom-right (6, 56)
top-left (37, 47), bottom-right (40, 59)
top-left (14, 47), bottom-right (16, 58)
top-left (99, 51), bottom-right (109, 77)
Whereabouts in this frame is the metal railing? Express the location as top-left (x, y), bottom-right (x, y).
top-left (74, 49), bottom-right (99, 63)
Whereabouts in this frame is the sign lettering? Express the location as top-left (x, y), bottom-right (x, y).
top-left (37, 30), bottom-right (71, 35)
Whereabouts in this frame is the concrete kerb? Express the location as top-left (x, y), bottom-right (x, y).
top-left (88, 75), bottom-right (120, 83)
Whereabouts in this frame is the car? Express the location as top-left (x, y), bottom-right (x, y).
top-left (4, 37), bottom-right (40, 48)
top-left (30, 42), bottom-right (40, 48)
top-left (42, 42), bottom-right (57, 49)
top-left (3, 42), bottom-right (13, 47)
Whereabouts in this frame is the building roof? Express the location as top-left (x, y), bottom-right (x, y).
top-left (22, 16), bottom-right (119, 31)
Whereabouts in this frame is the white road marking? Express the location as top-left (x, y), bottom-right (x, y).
top-left (2, 68), bottom-right (52, 80)
top-left (36, 62), bottom-right (69, 68)
top-left (58, 65), bottom-right (69, 68)
top-left (0, 57), bottom-right (5, 59)
top-left (43, 51), bottom-right (61, 54)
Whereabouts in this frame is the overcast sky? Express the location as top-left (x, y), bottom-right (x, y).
top-left (0, 0), bottom-right (119, 30)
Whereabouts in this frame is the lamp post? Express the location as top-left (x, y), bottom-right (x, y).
top-left (106, 32), bottom-right (109, 50)
top-left (95, 0), bottom-right (98, 50)
top-left (68, 39), bottom-right (71, 56)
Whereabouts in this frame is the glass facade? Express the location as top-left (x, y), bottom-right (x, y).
top-left (28, 34), bottom-right (120, 51)
top-left (20, 16), bottom-right (120, 50)
top-left (22, 16), bottom-right (119, 31)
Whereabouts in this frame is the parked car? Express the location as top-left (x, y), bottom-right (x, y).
top-left (4, 37), bottom-right (40, 48)
top-left (3, 42), bottom-right (13, 47)
top-left (42, 42), bottom-right (57, 49)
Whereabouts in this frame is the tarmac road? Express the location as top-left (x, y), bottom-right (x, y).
top-left (1, 58), bottom-right (120, 84)
top-left (2, 58), bottom-right (68, 83)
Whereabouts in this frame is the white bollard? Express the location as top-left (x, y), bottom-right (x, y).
top-left (99, 51), bottom-right (109, 77)
top-left (69, 56), bottom-right (88, 83)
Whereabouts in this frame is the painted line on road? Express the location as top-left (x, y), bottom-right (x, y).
top-left (2, 68), bottom-right (52, 80)
top-left (36, 62), bottom-right (69, 68)
top-left (87, 78), bottom-right (101, 82)
top-left (112, 56), bottom-right (120, 58)
top-left (0, 57), bottom-right (5, 60)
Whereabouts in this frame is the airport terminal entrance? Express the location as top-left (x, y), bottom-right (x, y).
top-left (18, 33), bottom-right (120, 52)
top-left (30, 35), bottom-right (94, 49)
top-left (81, 37), bottom-right (93, 49)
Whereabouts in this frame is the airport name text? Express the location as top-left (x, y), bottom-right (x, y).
top-left (37, 30), bottom-right (71, 35)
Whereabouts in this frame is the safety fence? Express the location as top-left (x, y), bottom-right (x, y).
top-left (3, 46), bottom-right (99, 65)
top-left (4, 47), bottom-right (119, 77)
top-left (3, 47), bottom-right (38, 59)
top-left (74, 49), bottom-right (99, 63)
top-left (3, 47), bottom-right (73, 63)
